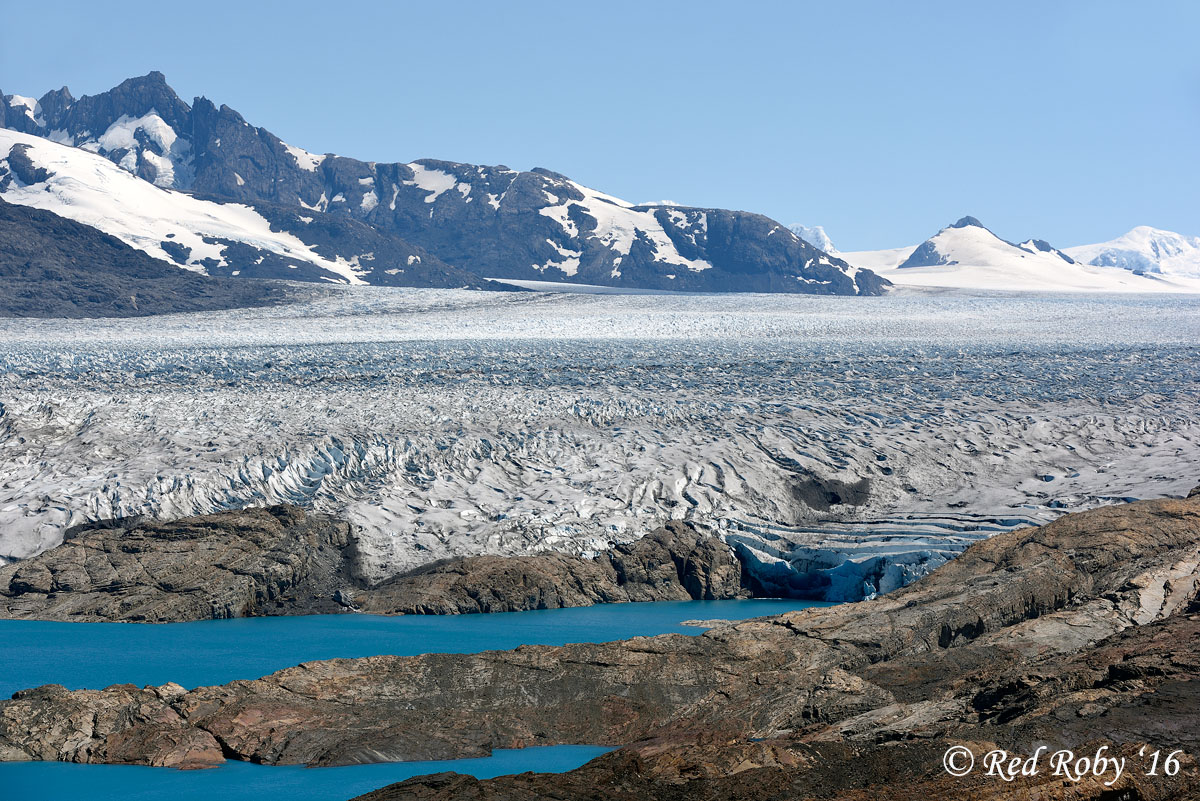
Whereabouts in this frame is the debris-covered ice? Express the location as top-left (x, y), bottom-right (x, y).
top-left (1, 287), bottom-right (1197, 599)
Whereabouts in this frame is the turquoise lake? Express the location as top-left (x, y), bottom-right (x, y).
top-left (0, 600), bottom-right (830, 801)
top-left (0, 599), bottom-right (830, 698)
top-left (0, 746), bottom-right (613, 801)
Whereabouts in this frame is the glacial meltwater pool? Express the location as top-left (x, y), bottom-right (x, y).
top-left (0, 600), bottom-right (831, 801)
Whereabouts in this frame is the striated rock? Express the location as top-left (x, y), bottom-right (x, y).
top-left (0, 491), bottom-right (1197, 789)
top-left (0, 510), bottom-right (747, 621)
top-left (354, 613), bottom-right (1200, 800)
top-left (362, 521), bottom-right (749, 614)
top-left (0, 506), bottom-right (353, 621)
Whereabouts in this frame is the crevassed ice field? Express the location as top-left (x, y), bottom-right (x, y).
top-left (2, 288), bottom-right (1198, 599)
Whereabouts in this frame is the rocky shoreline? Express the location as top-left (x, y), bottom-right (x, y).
top-left (0, 491), bottom-right (1197, 799)
top-left (0, 506), bottom-right (749, 622)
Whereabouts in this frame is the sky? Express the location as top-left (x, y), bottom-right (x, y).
top-left (2, 0), bottom-right (1196, 251)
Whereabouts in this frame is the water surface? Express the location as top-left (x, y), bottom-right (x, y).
top-left (0, 746), bottom-right (612, 801)
top-left (0, 599), bottom-right (830, 698)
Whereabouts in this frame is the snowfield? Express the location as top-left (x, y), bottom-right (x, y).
top-left (1, 289), bottom-right (1197, 599)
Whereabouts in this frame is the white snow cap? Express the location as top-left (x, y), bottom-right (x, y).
top-left (1065, 226), bottom-right (1200, 279)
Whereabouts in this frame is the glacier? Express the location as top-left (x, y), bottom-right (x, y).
top-left (0, 288), bottom-right (1197, 599)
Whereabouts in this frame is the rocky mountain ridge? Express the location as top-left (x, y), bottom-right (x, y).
top-left (1, 73), bottom-right (886, 295)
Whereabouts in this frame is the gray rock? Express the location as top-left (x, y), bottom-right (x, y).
top-left (0, 506), bottom-right (353, 621)
top-left (0, 510), bottom-right (747, 622)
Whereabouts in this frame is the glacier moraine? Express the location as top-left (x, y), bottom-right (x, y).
top-left (1, 287), bottom-right (1197, 600)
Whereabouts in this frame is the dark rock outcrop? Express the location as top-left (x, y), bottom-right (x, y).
top-left (362, 521), bottom-right (748, 614)
top-left (0, 506), bottom-right (353, 621)
top-left (0, 492), bottom-right (1196, 794)
top-left (0, 196), bottom-right (289, 318)
top-left (0, 510), bottom-right (747, 621)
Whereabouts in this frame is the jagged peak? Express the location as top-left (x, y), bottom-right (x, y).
top-left (949, 215), bottom-right (985, 230)
top-left (121, 70), bottom-right (170, 89)
top-left (94, 72), bottom-right (188, 111)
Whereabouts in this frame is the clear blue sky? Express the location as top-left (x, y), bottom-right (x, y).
top-left (2, 0), bottom-right (1196, 250)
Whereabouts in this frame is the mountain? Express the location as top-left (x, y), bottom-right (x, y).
top-left (840, 216), bottom-right (1200, 292)
top-left (0, 130), bottom-right (509, 290)
top-left (787, 223), bottom-right (836, 253)
top-left (1065, 225), bottom-right (1200, 278)
top-left (896, 216), bottom-right (1077, 269)
top-left (1, 73), bottom-right (886, 296)
top-left (0, 196), bottom-right (286, 317)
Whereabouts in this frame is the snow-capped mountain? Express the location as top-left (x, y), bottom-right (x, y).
top-left (788, 224), bottom-right (836, 253)
top-left (0, 129), bottom-right (500, 289)
top-left (840, 216), bottom-right (1200, 293)
top-left (1065, 226), bottom-right (1200, 279)
top-left (896, 216), bottom-right (1077, 269)
top-left (0, 73), bottom-right (886, 296)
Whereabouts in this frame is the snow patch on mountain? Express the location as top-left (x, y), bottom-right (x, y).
top-left (405, 163), bottom-right (460, 204)
top-left (283, 141), bottom-right (325, 172)
top-left (96, 112), bottom-right (176, 154)
top-left (7, 95), bottom-right (43, 127)
top-left (537, 180), bottom-right (714, 273)
top-left (81, 111), bottom-right (195, 188)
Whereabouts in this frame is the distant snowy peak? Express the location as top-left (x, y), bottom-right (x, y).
top-left (1066, 226), bottom-right (1200, 278)
top-left (898, 216), bottom-right (1074, 269)
top-left (788, 224), bottom-right (836, 253)
top-left (835, 215), bottom-right (1200, 293)
top-left (1017, 239), bottom-right (1076, 264)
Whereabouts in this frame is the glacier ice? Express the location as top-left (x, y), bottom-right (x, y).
top-left (0, 288), bottom-right (1197, 600)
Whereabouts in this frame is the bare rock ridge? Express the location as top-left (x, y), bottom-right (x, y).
top-left (0, 507), bottom-right (749, 622)
top-left (0, 491), bottom-right (1197, 801)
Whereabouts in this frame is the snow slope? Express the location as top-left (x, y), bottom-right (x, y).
top-left (841, 218), bottom-right (1200, 293)
top-left (0, 129), bottom-right (368, 284)
top-left (1066, 226), bottom-right (1200, 279)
